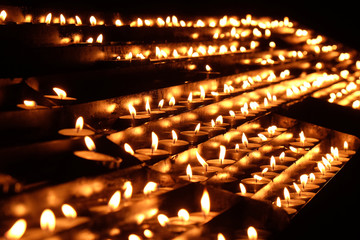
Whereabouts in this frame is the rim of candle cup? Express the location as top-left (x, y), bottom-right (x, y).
top-left (313, 172), bottom-right (335, 179)
top-left (191, 165), bottom-right (222, 174)
top-left (206, 159), bottom-right (236, 167)
top-left (58, 128), bottom-right (95, 136)
top-left (295, 137), bottom-right (319, 143)
top-left (17, 104), bottom-right (48, 110)
top-left (314, 165), bottom-right (340, 172)
top-left (73, 150), bottom-right (118, 162)
top-left (279, 199), bottom-right (306, 209)
top-left (248, 136), bottom-right (271, 143)
top-left (289, 141), bottom-right (315, 148)
top-left (158, 139), bottom-right (189, 155)
top-left (251, 171), bottom-right (279, 179)
top-left (135, 148), bottom-right (170, 159)
top-left (44, 95), bottom-right (77, 101)
top-left (290, 183), bottom-right (320, 192)
top-left (236, 192), bottom-right (254, 198)
top-left (290, 191), bottom-right (315, 200)
top-left (178, 174), bottom-right (208, 182)
top-left (260, 164), bottom-right (288, 172)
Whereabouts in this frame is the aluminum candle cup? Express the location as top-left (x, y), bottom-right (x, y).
top-left (251, 171), bottom-right (279, 179)
top-left (135, 148), bottom-right (169, 160)
top-left (158, 139), bottom-right (189, 155)
top-left (200, 126), bottom-right (226, 138)
top-left (222, 115), bottom-right (246, 128)
top-left (226, 148), bottom-right (251, 160)
top-left (58, 128), bottom-right (95, 137)
top-left (117, 114), bottom-right (150, 128)
top-left (241, 177), bottom-right (271, 193)
top-left (137, 110), bottom-right (165, 120)
top-left (178, 99), bottom-right (203, 110)
top-left (180, 131), bottom-right (208, 145)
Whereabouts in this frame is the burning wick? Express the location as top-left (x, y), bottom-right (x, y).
top-left (151, 132), bottom-right (159, 154)
top-left (196, 150), bottom-right (208, 173)
top-left (172, 130), bottom-right (177, 144)
top-left (129, 104), bottom-right (136, 120)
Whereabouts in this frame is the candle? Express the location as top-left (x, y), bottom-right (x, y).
top-left (314, 158), bottom-right (340, 172)
top-left (44, 87), bottom-right (77, 103)
top-left (258, 125), bottom-right (283, 138)
top-left (157, 98), bottom-right (186, 115)
top-left (199, 85), bottom-right (214, 104)
top-left (273, 152), bottom-right (296, 164)
top-left (203, 116), bottom-right (230, 130)
top-left (21, 209), bottom-right (56, 239)
top-left (314, 162), bottom-right (335, 179)
top-left (158, 130), bottom-right (189, 154)
top-left (89, 190), bottom-right (121, 214)
top-left (290, 174), bottom-right (319, 192)
top-left (56, 204), bottom-right (89, 230)
top-left (260, 156), bottom-right (288, 172)
top-left (241, 175), bottom-right (271, 193)
top-left (290, 182), bottom-right (315, 200)
top-left (251, 167), bottom-right (279, 179)
top-left (206, 145), bottom-right (236, 167)
top-left (200, 121), bottom-right (226, 138)
top-left (135, 132), bottom-right (170, 160)
top-left (274, 196), bottom-right (297, 215)
top-left (74, 136), bottom-right (121, 168)
top-left (239, 133), bottom-right (261, 149)
top-left (17, 100), bottom-right (47, 110)
top-left (236, 183), bottom-right (254, 197)
top-left (222, 110), bottom-right (245, 128)
top-left (137, 99), bottom-right (165, 120)
top-left (178, 92), bottom-right (203, 110)
top-left (248, 133), bottom-right (270, 143)
top-left (180, 123), bottom-right (208, 145)
top-left (178, 164), bottom-right (208, 182)
top-left (289, 131), bottom-right (316, 148)
top-left (278, 187), bottom-right (305, 209)
top-left (124, 143), bottom-right (151, 161)
top-left (118, 104), bottom-right (150, 128)
top-left (188, 188), bottom-right (217, 222)
top-left (58, 116), bottom-right (95, 136)
top-left (226, 143), bottom-right (251, 160)
top-left (338, 141), bottom-right (356, 156)
top-left (191, 150), bottom-right (222, 174)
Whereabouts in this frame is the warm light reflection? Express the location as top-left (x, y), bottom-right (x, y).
top-left (217, 233), bottom-right (226, 240)
top-left (157, 214), bottom-right (169, 227)
top-left (124, 143), bottom-right (135, 155)
top-left (61, 204), bottom-right (77, 218)
top-left (143, 181), bottom-right (157, 195)
top-left (23, 100), bottom-right (36, 107)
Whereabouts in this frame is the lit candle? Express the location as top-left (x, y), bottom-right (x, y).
top-left (180, 123), bottom-right (208, 145)
top-left (158, 130), bottom-right (189, 154)
top-left (4, 219), bottom-right (27, 240)
top-left (206, 145), bottom-right (236, 166)
top-left (58, 116), bottom-right (95, 136)
top-left (44, 87), bottom-right (76, 103)
top-left (239, 133), bottom-right (261, 149)
top-left (191, 150), bottom-right (222, 174)
top-left (236, 183), bottom-right (254, 197)
top-left (137, 99), bottom-right (165, 120)
top-left (278, 187), bottom-right (305, 209)
top-left (74, 136), bottom-right (121, 168)
top-left (200, 119), bottom-right (227, 138)
top-left (188, 188), bottom-right (217, 222)
top-left (274, 196), bottom-right (297, 215)
top-left (291, 174), bottom-right (319, 192)
top-left (178, 164), bottom-right (208, 182)
top-left (272, 152), bottom-right (296, 164)
top-left (260, 156), bottom-right (288, 172)
top-left (135, 132), bottom-right (170, 160)
top-left (240, 175), bottom-right (271, 193)
top-left (17, 100), bottom-right (47, 110)
top-left (118, 104), bottom-right (150, 128)
top-left (55, 204), bottom-right (89, 230)
top-left (203, 115), bottom-right (230, 130)
top-left (314, 162), bottom-right (335, 179)
top-left (89, 190), bottom-right (121, 214)
top-left (124, 143), bottom-right (151, 161)
top-left (248, 133), bottom-right (270, 143)
top-left (289, 131), bottom-right (316, 148)
top-left (222, 110), bottom-right (246, 128)
top-left (251, 167), bottom-right (279, 179)
top-left (226, 143), bottom-right (251, 160)
top-left (178, 92), bottom-right (203, 110)
top-left (290, 182), bottom-right (315, 200)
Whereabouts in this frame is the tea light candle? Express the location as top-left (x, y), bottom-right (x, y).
top-left (158, 97), bottom-right (186, 114)
top-left (248, 133), bottom-right (270, 143)
top-left (314, 162), bottom-right (335, 179)
top-left (251, 167), bottom-right (279, 179)
top-left (289, 131), bottom-right (316, 148)
top-left (222, 110), bottom-right (246, 128)
top-left (137, 99), bottom-right (165, 120)
top-left (241, 175), bottom-right (271, 193)
top-left (203, 116), bottom-right (230, 130)
top-left (339, 141), bottom-right (356, 156)
top-left (167, 209), bottom-right (201, 232)
top-left (206, 145), bottom-right (236, 167)
top-left (135, 132), bottom-right (169, 160)
top-left (291, 174), bottom-right (320, 192)
top-left (200, 125), bottom-right (226, 138)
top-left (307, 172), bottom-right (326, 185)
top-left (273, 152), bottom-right (297, 164)
top-left (179, 92), bottom-right (203, 110)
top-left (226, 144), bottom-right (251, 160)
top-left (56, 204), bottom-right (89, 230)
top-left (58, 116), bottom-right (95, 136)
top-left (178, 164), bottom-right (208, 182)
top-left (239, 133), bottom-right (261, 149)
top-left (17, 100), bottom-right (47, 110)
top-left (180, 123), bottom-right (208, 145)
top-left (188, 188), bottom-right (218, 222)
top-left (274, 197), bottom-right (297, 215)
top-left (191, 150), bottom-right (222, 174)
top-left (89, 190), bottom-right (121, 214)
top-left (290, 183), bottom-right (316, 200)
top-left (44, 87), bottom-right (77, 103)
top-left (124, 143), bottom-right (151, 162)
top-left (260, 156), bottom-right (288, 172)
top-left (236, 183), bottom-right (254, 197)
top-left (118, 104), bottom-right (150, 128)
top-left (158, 130), bottom-right (189, 154)
top-left (74, 136), bottom-right (121, 167)
top-left (258, 125), bottom-right (283, 138)
top-left (279, 187), bottom-right (305, 209)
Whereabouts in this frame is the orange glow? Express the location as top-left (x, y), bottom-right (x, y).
top-left (115, 19), bottom-right (123, 26)
top-left (300, 174), bottom-right (308, 189)
top-left (205, 64), bottom-right (212, 71)
top-left (293, 182), bottom-right (301, 194)
top-left (247, 226), bottom-right (258, 240)
top-left (299, 131), bottom-right (305, 144)
top-left (75, 16), bottom-right (82, 25)
top-left (261, 168), bottom-right (268, 175)
top-left (200, 86), bottom-right (206, 100)
top-left (229, 110), bottom-right (235, 118)
top-left (84, 136), bottom-right (96, 151)
top-left (61, 204), bottom-right (77, 218)
top-left (172, 130), bottom-right (178, 143)
top-left (276, 197), bottom-right (281, 207)
top-left (187, 92), bottom-right (193, 103)
top-left (123, 181), bottom-right (133, 199)
top-left (124, 143), bottom-right (134, 155)
top-left (40, 209), bottom-right (56, 232)
top-left (151, 132), bottom-right (159, 152)
top-left (270, 156), bottom-right (276, 170)
top-left (129, 234), bottom-right (141, 240)
top-left (96, 34), bottom-right (103, 43)
top-left (108, 191), bottom-right (121, 211)
top-left (53, 87), bottom-right (67, 99)
top-left (157, 214), bottom-right (169, 227)
top-left (253, 174), bottom-right (262, 182)
top-left (5, 219), bottom-right (27, 240)
top-left (90, 16), bottom-right (97, 26)
top-left (279, 152), bottom-right (285, 161)
top-left (128, 104), bottom-right (136, 117)
top-left (215, 115), bottom-right (223, 125)
top-left (218, 233), bottom-right (226, 240)
top-left (258, 133), bottom-right (267, 141)
top-left (169, 96), bottom-right (176, 106)
top-left (344, 141), bottom-right (349, 151)
top-left (0, 10), bottom-right (7, 21)
top-left (242, 133), bottom-right (248, 148)
top-left (158, 99), bottom-right (164, 109)
top-left (60, 14), bottom-right (66, 25)
top-left (86, 37), bottom-right (93, 43)
top-left (143, 181), bottom-right (157, 195)
top-left (201, 188), bottom-right (210, 218)
top-left (178, 209), bottom-right (190, 222)
top-left (145, 99), bottom-right (151, 114)
top-left (283, 187), bottom-right (290, 204)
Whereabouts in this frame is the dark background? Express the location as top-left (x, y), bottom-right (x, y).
top-left (1, 0), bottom-right (359, 50)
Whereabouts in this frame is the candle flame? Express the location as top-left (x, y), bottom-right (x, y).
top-left (235, 143), bottom-right (239, 152)
top-left (261, 167), bottom-right (268, 175)
top-left (344, 141), bottom-right (349, 151)
top-left (45, 13), bottom-right (52, 24)
top-left (151, 132), bottom-right (159, 152)
top-left (84, 136), bottom-right (96, 151)
top-left (145, 99), bottom-right (151, 114)
top-left (201, 188), bottom-right (210, 218)
top-left (108, 190), bottom-right (121, 211)
top-left (229, 110), bottom-right (235, 118)
top-left (169, 96), bottom-right (176, 106)
top-left (75, 16), bottom-right (82, 25)
top-left (89, 16), bottom-right (97, 26)
top-left (5, 219), bottom-right (27, 240)
top-left (158, 99), bottom-right (164, 109)
top-left (60, 14), bottom-right (66, 25)
top-left (268, 125), bottom-right (277, 136)
top-left (143, 181), bottom-right (157, 195)
top-left (211, 119), bottom-right (215, 128)
top-left (247, 226), bottom-right (258, 240)
top-left (23, 100), bottom-right (36, 107)
top-left (293, 182), bottom-right (301, 194)
top-left (61, 204), bottom-right (77, 218)
top-left (239, 183), bottom-right (247, 194)
top-left (128, 104), bottom-right (136, 117)
top-left (253, 174), bottom-right (262, 181)
top-left (40, 209), bottom-right (56, 232)
top-left (270, 156), bottom-right (276, 170)
top-left (317, 162), bottom-right (326, 174)
top-left (276, 197), bottom-right (281, 207)
top-left (283, 187), bottom-right (290, 202)
top-left (242, 133), bottom-right (248, 148)
top-left (187, 92), bottom-right (193, 103)
top-left (129, 234), bottom-right (141, 240)
top-left (123, 181), bottom-right (133, 199)
top-left (115, 19), bottom-right (123, 26)
top-left (178, 209), bottom-right (190, 222)
top-left (172, 130), bottom-right (178, 143)
top-left (200, 86), bottom-right (206, 100)
top-left (194, 123), bottom-right (201, 133)
top-left (300, 174), bottom-right (308, 189)
top-left (309, 173), bottom-right (315, 182)
top-left (215, 115), bottom-right (223, 125)
top-left (322, 157), bottom-right (331, 170)
top-left (157, 214), bottom-right (169, 227)
top-left (196, 150), bottom-right (208, 169)
top-left (96, 34), bottom-right (103, 43)
top-left (289, 146), bottom-right (298, 153)
top-left (0, 10), bottom-right (7, 21)
top-left (258, 133), bottom-right (267, 141)
top-left (279, 152), bottom-right (285, 161)
top-left (186, 164), bottom-right (192, 180)
top-left (205, 64), bottom-right (212, 71)
top-left (219, 145), bottom-right (226, 164)
top-left (53, 87), bottom-right (67, 99)
top-left (299, 131), bottom-right (305, 144)
top-left (124, 143), bottom-right (135, 155)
